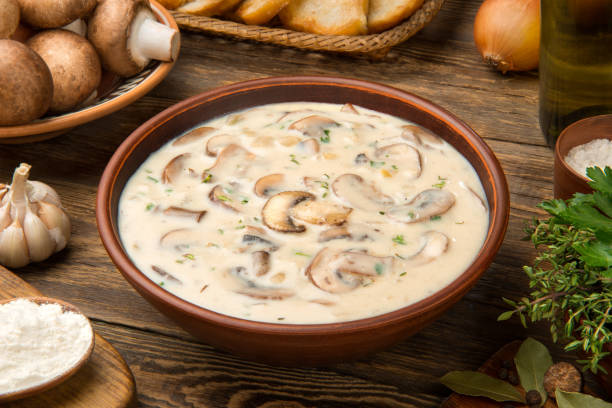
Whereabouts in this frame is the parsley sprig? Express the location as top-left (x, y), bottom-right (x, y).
top-left (499, 166), bottom-right (612, 373)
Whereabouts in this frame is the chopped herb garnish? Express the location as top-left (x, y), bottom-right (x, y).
top-left (217, 195), bottom-right (232, 202)
top-left (432, 176), bottom-right (447, 189)
top-left (241, 198), bottom-right (249, 204)
top-left (323, 173), bottom-right (330, 179)
top-left (165, 189), bottom-right (173, 193)
top-left (379, 211), bottom-right (386, 215)
top-left (392, 235), bottom-right (406, 245)
top-left (391, 164), bottom-right (398, 170)
top-left (320, 134), bottom-right (330, 143)
top-left (145, 203), bottom-right (154, 211)
top-left (145, 169), bottom-right (152, 174)
top-left (253, 216), bottom-right (260, 222)
top-left (322, 192), bottom-right (328, 198)
top-left (200, 284), bottom-right (208, 293)
top-left (146, 176), bottom-right (159, 183)
top-left (395, 253), bottom-right (406, 260)
top-left (183, 253), bottom-right (195, 260)
top-left (369, 160), bottom-right (385, 168)
top-left (224, 187), bottom-right (234, 194)
top-left (295, 251), bottom-right (311, 257)
top-left (235, 225), bottom-right (246, 230)
top-left (202, 173), bottom-right (212, 183)
top-left (399, 271), bottom-right (407, 277)
top-left (290, 154), bottom-right (300, 165)
top-left (374, 263), bottom-right (384, 275)
top-left (277, 317), bottom-right (285, 321)
top-left (323, 129), bottom-right (330, 136)
top-left (217, 229), bottom-right (224, 234)
top-left (430, 215), bottom-right (442, 221)
top-left (175, 259), bottom-right (185, 264)
top-left (408, 211), bottom-right (415, 219)
top-left (207, 243), bottom-right (220, 248)
top-left (455, 221), bottom-right (465, 224)
top-left (159, 281), bottom-right (165, 286)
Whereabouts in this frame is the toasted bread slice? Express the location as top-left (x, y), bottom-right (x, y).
top-left (157, 0), bottom-right (187, 10)
top-left (367, 0), bottom-right (424, 33)
top-left (279, 0), bottom-right (368, 36)
top-left (177, 0), bottom-right (224, 16)
top-left (237, 0), bottom-right (291, 25)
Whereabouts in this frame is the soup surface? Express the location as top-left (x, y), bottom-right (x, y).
top-left (119, 102), bottom-right (489, 324)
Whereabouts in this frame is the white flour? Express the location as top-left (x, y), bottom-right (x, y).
top-left (565, 138), bottom-right (612, 177)
top-left (0, 298), bottom-right (93, 395)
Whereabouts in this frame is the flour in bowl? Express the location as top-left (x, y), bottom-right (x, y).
top-left (0, 298), bottom-right (93, 395)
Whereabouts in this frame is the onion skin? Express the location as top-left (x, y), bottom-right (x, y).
top-left (474, 0), bottom-right (540, 74)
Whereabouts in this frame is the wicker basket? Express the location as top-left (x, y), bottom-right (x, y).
top-left (171, 0), bottom-right (445, 58)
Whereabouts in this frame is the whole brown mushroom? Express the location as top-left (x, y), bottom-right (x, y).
top-left (88, 0), bottom-right (179, 77)
top-left (17, 0), bottom-right (97, 28)
top-left (28, 30), bottom-right (102, 113)
top-left (0, 0), bottom-right (20, 39)
top-left (0, 40), bottom-right (53, 126)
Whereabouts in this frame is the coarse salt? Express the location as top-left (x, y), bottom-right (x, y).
top-left (0, 298), bottom-right (93, 395)
top-left (564, 138), bottom-right (612, 177)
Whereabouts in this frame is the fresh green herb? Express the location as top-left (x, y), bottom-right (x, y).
top-left (433, 176), bottom-right (447, 189)
top-left (158, 281), bottom-right (165, 286)
top-left (395, 253), bottom-right (406, 260)
top-left (391, 165), bottom-right (398, 170)
top-left (290, 154), bottom-right (300, 165)
top-left (323, 129), bottom-right (330, 137)
top-left (202, 173), bottom-right (212, 183)
top-left (277, 317), bottom-right (285, 321)
top-left (323, 173), bottom-right (330, 179)
top-left (217, 195), bottom-right (232, 202)
top-left (253, 217), bottom-right (260, 222)
top-left (295, 251), bottom-right (311, 257)
top-left (499, 167), bottom-right (612, 373)
top-left (145, 203), bottom-right (154, 211)
top-left (392, 235), bottom-right (406, 245)
top-left (146, 176), bottom-right (159, 183)
top-left (183, 253), bottom-right (195, 261)
top-left (456, 221), bottom-right (465, 224)
top-left (514, 338), bottom-right (552, 405)
top-left (399, 271), bottom-right (407, 277)
top-left (241, 198), bottom-right (249, 204)
top-left (408, 211), bottom-right (415, 219)
top-left (235, 225), bottom-right (246, 230)
top-left (165, 189), bottom-right (173, 193)
top-left (217, 229), bottom-right (224, 234)
top-left (175, 259), bottom-right (185, 264)
top-left (322, 192), bottom-right (328, 198)
top-left (145, 169), bottom-right (152, 174)
top-left (430, 215), bottom-right (442, 221)
top-left (379, 211), bottom-right (386, 215)
top-left (374, 263), bottom-right (384, 275)
top-left (369, 160), bottom-right (385, 168)
top-left (320, 134), bottom-right (330, 143)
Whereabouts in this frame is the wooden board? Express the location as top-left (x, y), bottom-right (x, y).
top-left (0, 266), bottom-right (137, 408)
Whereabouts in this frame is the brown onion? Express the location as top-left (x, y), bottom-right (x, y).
top-left (474, 0), bottom-right (540, 74)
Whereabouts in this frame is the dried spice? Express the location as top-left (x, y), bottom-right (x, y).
top-left (439, 371), bottom-right (524, 403)
top-left (543, 362), bottom-right (582, 399)
top-left (514, 337), bottom-right (552, 406)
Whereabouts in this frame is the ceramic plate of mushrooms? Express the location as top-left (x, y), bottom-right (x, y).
top-left (0, 0), bottom-right (179, 144)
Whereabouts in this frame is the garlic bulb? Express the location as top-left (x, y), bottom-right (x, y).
top-left (0, 163), bottom-right (71, 268)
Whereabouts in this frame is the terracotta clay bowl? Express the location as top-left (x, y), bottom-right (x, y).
top-left (96, 76), bottom-right (510, 366)
top-left (0, 0), bottom-right (178, 144)
top-left (0, 297), bottom-right (95, 403)
top-left (554, 114), bottom-right (612, 200)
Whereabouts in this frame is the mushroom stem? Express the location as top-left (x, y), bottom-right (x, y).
top-left (62, 19), bottom-right (87, 36)
top-left (128, 10), bottom-right (179, 66)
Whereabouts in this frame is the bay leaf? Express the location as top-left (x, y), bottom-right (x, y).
top-left (514, 337), bottom-right (552, 406)
top-left (556, 390), bottom-right (612, 408)
top-left (440, 371), bottom-right (524, 403)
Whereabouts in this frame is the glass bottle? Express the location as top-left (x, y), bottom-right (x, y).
top-left (539, 0), bottom-right (612, 147)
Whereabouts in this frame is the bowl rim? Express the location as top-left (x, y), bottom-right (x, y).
top-left (97, 75), bottom-right (510, 335)
top-left (555, 113), bottom-right (612, 183)
top-left (0, 0), bottom-right (177, 140)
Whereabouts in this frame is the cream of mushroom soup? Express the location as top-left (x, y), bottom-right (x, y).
top-left (118, 102), bottom-right (489, 324)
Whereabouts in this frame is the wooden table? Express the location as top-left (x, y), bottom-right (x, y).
top-left (1, 0), bottom-right (601, 406)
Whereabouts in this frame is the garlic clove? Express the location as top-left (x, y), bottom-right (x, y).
top-left (0, 202), bottom-right (11, 231)
top-left (37, 201), bottom-right (71, 252)
top-left (26, 180), bottom-right (62, 208)
top-left (23, 206), bottom-right (55, 262)
top-left (0, 219), bottom-right (29, 268)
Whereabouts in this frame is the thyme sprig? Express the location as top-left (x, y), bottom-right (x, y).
top-left (499, 167), bottom-right (612, 373)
